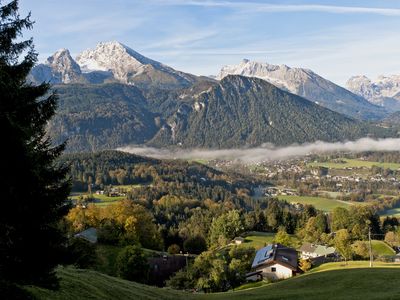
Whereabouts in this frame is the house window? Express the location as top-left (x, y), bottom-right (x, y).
top-left (271, 267), bottom-right (276, 272)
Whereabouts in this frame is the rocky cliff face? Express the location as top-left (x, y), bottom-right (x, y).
top-left (217, 59), bottom-right (386, 120)
top-left (30, 41), bottom-right (198, 89)
top-left (346, 75), bottom-right (400, 112)
top-left (29, 49), bottom-right (83, 84)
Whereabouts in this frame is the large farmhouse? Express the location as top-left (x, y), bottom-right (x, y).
top-left (247, 244), bottom-right (298, 281)
top-left (299, 243), bottom-right (336, 259)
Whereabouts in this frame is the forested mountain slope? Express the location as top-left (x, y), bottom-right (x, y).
top-left (49, 76), bottom-right (395, 152)
top-left (149, 76), bottom-right (392, 148)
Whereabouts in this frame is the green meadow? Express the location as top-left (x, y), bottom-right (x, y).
top-left (277, 195), bottom-right (354, 212)
top-left (26, 262), bottom-right (400, 300)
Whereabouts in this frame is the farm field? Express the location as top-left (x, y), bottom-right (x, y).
top-left (69, 193), bottom-right (126, 206)
top-left (277, 195), bottom-right (355, 212)
top-left (68, 184), bottom-right (146, 206)
top-left (26, 262), bottom-right (400, 300)
top-left (309, 260), bottom-right (400, 273)
top-left (308, 158), bottom-right (400, 170)
top-left (241, 231), bottom-right (300, 249)
top-left (371, 240), bottom-right (396, 256)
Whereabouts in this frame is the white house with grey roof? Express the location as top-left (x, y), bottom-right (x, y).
top-left (299, 242), bottom-right (336, 259)
top-left (74, 227), bottom-right (98, 244)
top-left (247, 244), bottom-right (298, 281)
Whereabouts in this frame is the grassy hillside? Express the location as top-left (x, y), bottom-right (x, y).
top-left (371, 240), bottom-right (396, 256)
top-left (277, 195), bottom-right (354, 212)
top-left (240, 231), bottom-right (300, 249)
top-left (27, 262), bottom-right (400, 300)
top-left (26, 267), bottom-right (185, 300)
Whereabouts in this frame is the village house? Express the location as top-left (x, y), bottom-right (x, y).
top-left (74, 227), bottom-right (98, 244)
top-left (247, 244), bottom-right (298, 281)
top-left (232, 237), bottom-right (245, 245)
top-left (299, 242), bottom-right (337, 264)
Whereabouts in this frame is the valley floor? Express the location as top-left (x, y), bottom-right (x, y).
top-left (27, 262), bottom-right (400, 300)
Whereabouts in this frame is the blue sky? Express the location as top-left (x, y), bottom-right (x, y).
top-left (19, 0), bottom-right (400, 85)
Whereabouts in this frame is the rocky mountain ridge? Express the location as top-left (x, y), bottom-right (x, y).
top-left (346, 75), bottom-right (400, 112)
top-left (217, 59), bottom-right (386, 120)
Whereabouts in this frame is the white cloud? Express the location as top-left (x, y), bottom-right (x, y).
top-left (154, 1), bottom-right (400, 16)
top-left (119, 138), bottom-right (400, 163)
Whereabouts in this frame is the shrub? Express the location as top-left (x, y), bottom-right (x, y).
top-left (167, 244), bottom-right (181, 255)
top-left (68, 238), bottom-right (96, 269)
top-left (183, 236), bottom-right (207, 254)
top-left (299, 258), bottom-right (312, 272)
top-left (97, 219), bottom-right (121, 245)
top-left (116, 245), bottom-right (149, 282)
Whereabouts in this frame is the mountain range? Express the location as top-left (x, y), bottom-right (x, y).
top-left (346, 75), bottom-right (400, 112)
top-left (29, 41), bottom-right (399, 152)
top-left (217, 59), bottom-right (386, 120)
top-left (148, 75), bottom-right (388, 148)
top-left (29, 41), bottom-right (200, 89)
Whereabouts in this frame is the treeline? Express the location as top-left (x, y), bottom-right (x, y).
top-left (61, 151), bottom-right (400, 291)
top-left (58, 150), bottom-right (262, 209)
top-left (354, 151), bottom-right (400, 164)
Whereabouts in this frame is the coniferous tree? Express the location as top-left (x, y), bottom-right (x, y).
top-left (0, 0), bottom-right (70, 287)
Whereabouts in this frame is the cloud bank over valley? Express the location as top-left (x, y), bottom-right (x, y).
top-left (119, 138), bottom-right (400, 163)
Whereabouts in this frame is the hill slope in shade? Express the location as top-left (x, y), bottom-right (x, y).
top-left (47, 76), bottom-right (396, 152)
top-left (26, 263), bottom-right (400, 300)
top-left (383, 111), bottom-right (400, 125)
top-left (47, 83), bottom-right (160, 152)
top-left (149, 75), bottom-right (391, 148)
top-left (217, 59), bottom-right (386, 120)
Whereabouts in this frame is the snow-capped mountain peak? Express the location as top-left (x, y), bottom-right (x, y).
top-left (215, 59), bottom-right (385, 120)
top-left (35, 48), bottom-right (82, 84)
top-left (216, 59), bottom-right (314, 94)
top-left (29, 41), bottom-right (198, 88)
top-left (346, 74), bottom-right (400, 111)
top-left (75, 41), bottom-right (162, 83)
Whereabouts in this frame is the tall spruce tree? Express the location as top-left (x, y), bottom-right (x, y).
top-left (0, 0), bottom-right (70, 287)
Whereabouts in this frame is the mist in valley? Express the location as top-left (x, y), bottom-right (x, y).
top-left (119, 137), bottom-right (400, 163)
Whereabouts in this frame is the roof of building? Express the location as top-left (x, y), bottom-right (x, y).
top-left (315, 245), bottom-right (336, 256)
top-left (299, 242), bottom-right (336, 256)
top-left (251, 244), bottom-right (298, 271)
top-left (299, 242), bottom-right (317, 253)
top-left (74, 227), bottom-right (98, 243)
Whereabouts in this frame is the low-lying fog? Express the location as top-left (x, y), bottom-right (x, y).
top-left (118, 138), bottom-right (400, 163)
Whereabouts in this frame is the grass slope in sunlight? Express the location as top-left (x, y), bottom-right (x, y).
top-left (277, 195), bottom-right (353, 212)
top-left (26, 262), bottom-right (400, 300)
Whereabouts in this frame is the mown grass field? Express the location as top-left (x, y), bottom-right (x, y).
top-left (241, 231), bottom-right (300, 249)
top-left (277, 195), bottom-right (354, 212)
top-left (309, 158), bottom-right (400, 170)
top-left (308, 260), bottom-right (400, 272)
top-left (26, 262), bottom-right (400, 300)
top-left (241, 231), bottom-right (275, 249)
top-left (69, 193), bottom-right (126, 206)
top-left (371, 240), bottom-right (396, 256)
top-left (69, 185), bottom-right (145, 206)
